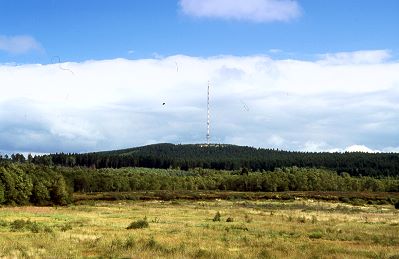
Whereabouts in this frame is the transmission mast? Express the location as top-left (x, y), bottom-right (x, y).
top-left (206, 81), bottom-right (210, 146)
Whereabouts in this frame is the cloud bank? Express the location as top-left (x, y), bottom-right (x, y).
top-left (319, 50), bottom-right (391, 65)
top-left (0, 35), bottom-right (42, 54)
top-left (0, 50), bottom-right (399, 154)
top-left (179, 0), bottom-right (301, 22)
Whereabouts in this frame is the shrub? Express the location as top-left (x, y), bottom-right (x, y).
top-left (350, 198), bottom-right (366, 206)
top-left (213, 211), bottom-right (221, 222)
top-left (339, 197), bottom-right (351, 204)
top-left (0, 182), bottom-right (5, 204)
top-left (309, 231), bottom-right (323, 239)
top-left (124, 236), bottom-right (135, 249)
top-left (226, 217), bottom-right (234, 222)
top-left (10, 219), bottom-right (42, 233)
top-left (258, 249), bottom-right (272, 259)
top-left (127, 217), bottom-right (149, 229)
top-left (60, 223), bottom-right (73, 232)
top-left (395, 201), bottom-right (399, 210)
top-left (0, 219), bottom-right (8, 227)
top-left (146, 236), bottom-right (158, 249)
top-left (244, 214), bottom-right (253, 223)
top-left (10, 219), bottom-right (27, 231)
top-left (109, 238), bottom-right (124, 252)
top-left (28, 222), bottom-right (41, 233)
top-left (195, 249), bottom-right (213, 258)
top-left (228, 224), bottom-right (248, 231)
top-left (43, 225), bottom-right (54, 233)
top-left (297, 216), bottom-right (306, 223)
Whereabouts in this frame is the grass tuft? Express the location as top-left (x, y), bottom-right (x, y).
top-left (127, 217), bottom-right (149, 229)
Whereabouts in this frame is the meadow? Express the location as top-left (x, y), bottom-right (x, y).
top-left (0, 197), bottom-right (398, 258)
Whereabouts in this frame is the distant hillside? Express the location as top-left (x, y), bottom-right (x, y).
top-left (34, 143), bottom-right (399, 177)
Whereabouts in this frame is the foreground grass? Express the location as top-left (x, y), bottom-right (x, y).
top-left (0, 199), bottom-right (398, 258)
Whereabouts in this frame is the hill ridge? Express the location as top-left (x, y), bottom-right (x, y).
top-left (34, 143), bottom-right (399, 177)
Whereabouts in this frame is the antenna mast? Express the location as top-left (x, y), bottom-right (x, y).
top-left (206, 81), bottom-right (210, 146)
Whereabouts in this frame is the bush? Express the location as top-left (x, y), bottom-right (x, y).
top-left (10, 219), bottom-right (27, 231)
top-left (213, 211), bottom-right (221, 222)
top-left (195, 249), bottom-right (213, 258)
top-left (28, 222), bottom-right (41, 233)
top-left (0, 182), bottom-right (5, 204)
top-left (297, 216), bottom-right (306, 223)
top-left (60, 223), bottom-right (73, 232)
top-left (395, 201), bottom-right (399, 210)
top-left (309, 231), bottom-right (323, 239)
top-left (244, 214), bottom-right (253, 223)
top-left (226, 217), bottom-right (234, 222)
top-left (0, 220), bottom-right (8, 227)
top-left (10, 219), bottom-right (42, 233)
top-left (127, 217), bottom-right (149, 229)
top-left (350, 198), bottom-right (366, 206)
top-left (124, 236), bottom-right (135, 249)
top-left (145, 236), bottom-right (158, 249)
top-left (258, 249), bottom-right (272, 259)
top-left (311, 215), bottom-right (318, 224)
top-left (339, 197), bottom-right (351, 204)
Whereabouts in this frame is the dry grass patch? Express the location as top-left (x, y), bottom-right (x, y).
top-left (0, 199), bottom-right (398, 258)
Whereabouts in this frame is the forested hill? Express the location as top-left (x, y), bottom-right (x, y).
top-left (30, 143), bottom-right (399, 177)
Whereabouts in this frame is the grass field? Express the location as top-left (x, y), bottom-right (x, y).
top-left (0, 197), bottom-right (398, 258)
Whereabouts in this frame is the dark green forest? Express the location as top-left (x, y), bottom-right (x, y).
top-left (1, 143), bottom-right (399, 205)
top-left (1, 162), bottom-right (398, 206)
top-left (0, 163), bottom-right (70, 206)
top-left (22, 143), bottom-right (399, 177)
top-left (60, 166), bottom-right (399, 194)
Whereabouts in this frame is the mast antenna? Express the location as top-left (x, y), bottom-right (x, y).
top-left (207, 81), bottom-right (210, 146)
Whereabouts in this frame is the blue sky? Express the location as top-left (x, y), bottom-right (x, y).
top-left (1, 0), bottom-right (399, 154)
top-left (1, 0), bottom-right (398, 63)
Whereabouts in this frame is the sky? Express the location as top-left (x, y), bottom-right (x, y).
top-left (0, 0), bottom-right (399, 154)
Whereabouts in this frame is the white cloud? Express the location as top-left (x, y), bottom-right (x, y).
top-left (318, 50), bottom-right (391, 65)
top-left (0, 51), bottom-right (399, 153)
top-left (344, 145), bottom-right (380, 153)
top-left (0, 35), bottom-right (42, 54)
top-left (179, 0), bottom-right (301, 22)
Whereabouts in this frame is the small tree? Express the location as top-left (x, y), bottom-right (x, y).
top-left (31, 180), bottom-right (50, 205)
top-left (49, 175), bottom-right (70, 205)
top-left (213, 211), bottom-right (221, 222)
top-left (0, 182), bottom-right (5, 204)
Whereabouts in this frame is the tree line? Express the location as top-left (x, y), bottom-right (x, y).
top-left (0, 163), bottom-right (71, 205)
top-left (59, 166), bottom-right (399, 193)
top-left (14, 143), bottom-right (399, 177)
top-left (1, 161), bottom-right (398, 206)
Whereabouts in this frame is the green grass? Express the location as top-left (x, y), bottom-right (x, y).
top-left (0, 199), bottom-right (398, 258)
